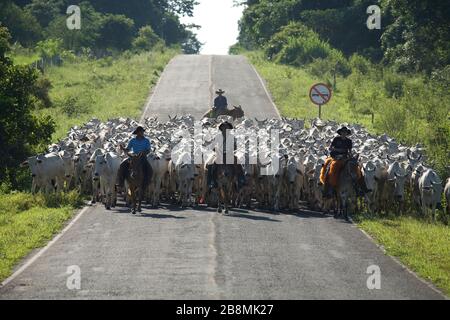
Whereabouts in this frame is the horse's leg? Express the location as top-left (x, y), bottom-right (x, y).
top-left (131, 187), bottom-right (137, 214)
top-left (224, 186), bottom-right (229, 214)
top-left (137, 188), bottom-right (142, 212)
top-left (217, 190), bottom-right (222, 213)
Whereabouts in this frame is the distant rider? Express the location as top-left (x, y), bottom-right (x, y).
top-left (213, 89), bottom-right (228, 113)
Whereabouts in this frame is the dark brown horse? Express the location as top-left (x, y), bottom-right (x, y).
top-left (215, 163), bottom-right (238, 214)
top-left (126, 153), bottom-right (152, 214)
top-left (202, 105), bottom-right (244, 120)
top-left (334, 156), bottom-right (360, 221)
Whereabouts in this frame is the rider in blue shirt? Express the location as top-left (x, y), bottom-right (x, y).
top-left (117, 126), bottom-right (152, 189)
top-left (126, 135), bottom-right (151, 154)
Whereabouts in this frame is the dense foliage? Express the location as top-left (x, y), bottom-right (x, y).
top-left (0, 0), bottom-right (201, 54)
top-left (237, 0), bottom-right (450, 73)
top-left (0, 26), bottom-right (55, 189)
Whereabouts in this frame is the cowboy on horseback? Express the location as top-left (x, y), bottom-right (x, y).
top-left (214, 89), bottom-right (228, 112)
top-left (207, 121), bottom-right (245, 190)
top-left (117, 126), bottom-right (153, 192)
top-left (204, 89), bottom-right (228, 118)
top-left (320, 126), bottom-right (368, 198)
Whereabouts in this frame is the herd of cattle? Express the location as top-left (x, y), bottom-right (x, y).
top-left (21, 115), bottom-right (450, 218)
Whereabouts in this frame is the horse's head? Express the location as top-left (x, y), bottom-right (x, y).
top-left (128, 153), bottom-right (146, 179)
top-left (345, 155), bottom-right (360, 182)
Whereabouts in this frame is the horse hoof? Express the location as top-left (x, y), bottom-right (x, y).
top-left (138, 208), bottom-right (142, 213)
top-left (106, 206), bottom-right (111, 210)
top-left (131, 210), bottom-right (136, 215)
top-left (217, 208), bottom-right (222, 213)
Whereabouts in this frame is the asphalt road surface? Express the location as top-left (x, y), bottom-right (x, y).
top-left (0, 55), bottom-right (445, 299)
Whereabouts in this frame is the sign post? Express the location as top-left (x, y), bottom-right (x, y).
top-left (309, 83), bottom-right (332, 119)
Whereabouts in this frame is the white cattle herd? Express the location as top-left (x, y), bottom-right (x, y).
top-left (21, 115), bottom-right (449, 218)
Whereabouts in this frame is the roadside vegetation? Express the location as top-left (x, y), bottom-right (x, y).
top-left (233, 0), bottom-right (449, 296)
top-left (38, 47), bottom-right (177, 140)
top-left (0, 191), bottom-right (84, 282)
top-left (357, 215), bottom-right (450, 296)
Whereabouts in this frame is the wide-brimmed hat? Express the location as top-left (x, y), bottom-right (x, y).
top-left (218, 121), bottom-right (233, 131)
top-left (215, 89), bottom-right (225, 95)
top-left (132, 126), bottom-right (146, 134)
top-left (337, 126), bottom-right (351, 135)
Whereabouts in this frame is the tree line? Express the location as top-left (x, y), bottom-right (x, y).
top-left (0, 0), bottom-right (201, 54)
top-left (235, 0), bottom-right (449, 75)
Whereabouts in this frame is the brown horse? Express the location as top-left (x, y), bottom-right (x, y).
top-left (126, 153), bottom-right (152, 214)
top-left (203, 105), bottom-right (244, 120)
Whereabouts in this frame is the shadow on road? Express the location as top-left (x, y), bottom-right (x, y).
top-left (224, 212), bottom-right (281, 222)
top-left (138, 213), bottom-right (186, 219)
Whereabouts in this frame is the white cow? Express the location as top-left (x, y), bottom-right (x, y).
top-left (72, 148), bottom-right (90, 193)
top-left (37, 153), bottom-right (66, 193)
top-left (361, 161), bottom-right (377, 213)
top-left (87, 148), bottom-right (105, 204)
top-left (384, 161), bottom-right (408, 212)
top-left (175, 153), bottom-right (196, 207)
top-left (20, 156), bottom-right (48, 194)
top-left (418, 169), bottom-right (442, 220)
top-left (58, 150), bottom-right (73, 190)
top-left (93, 152), bottom-right (121, 210)
top-left (147, 152), bottom-right (170, 207)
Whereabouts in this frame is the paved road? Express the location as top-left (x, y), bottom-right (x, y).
top-left (0, 55), bottom-right (445, 299)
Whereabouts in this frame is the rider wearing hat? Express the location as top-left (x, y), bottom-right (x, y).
top-left (320, 126), bottom-right (364, 197)
top-left (117, 126), bottom-right (152, 190)
top-left (330, 126), bottom-right (353, 158)
top-left (207, 121), bottom-right (245, 189)
top-left (213, 89), bottom-right (228, 112)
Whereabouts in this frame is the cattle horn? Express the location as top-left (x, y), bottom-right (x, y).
top-left (20, 160), bottom-right (29, 167)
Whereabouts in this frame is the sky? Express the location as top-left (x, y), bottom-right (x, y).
top-left (180, 0), bottom-right (244, 55)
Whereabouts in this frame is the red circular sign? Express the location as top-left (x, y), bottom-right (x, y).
top-left (309, 83), bottom-right (332, 106)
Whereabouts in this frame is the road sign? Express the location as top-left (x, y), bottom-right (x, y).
top-left (309, 83), bottom-right (332, 106)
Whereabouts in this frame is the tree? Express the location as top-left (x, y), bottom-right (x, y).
top-left (132, 25), bottom-right (162, 51)
top-left (381, 0), bottom-right (450, 73)
top-left (0, 25), bottom-right (55, 188)
top-left (25, 0), bottom-right (64, 27)
top-left (0, 1), bottom-right (43, 46)
top-left (182, 29), bottom-right (202, 54)
top-left (97, 14), bottom-right (135, 50)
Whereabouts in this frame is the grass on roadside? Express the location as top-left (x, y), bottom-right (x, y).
top-left (0, 191), bottom-right (84, 282)
top-left (357, 215), bottom-right (450, 296)
top-left (245, 51), bottom-right (376, 130)
top-left (37, 49), bottom-right (178, 140)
